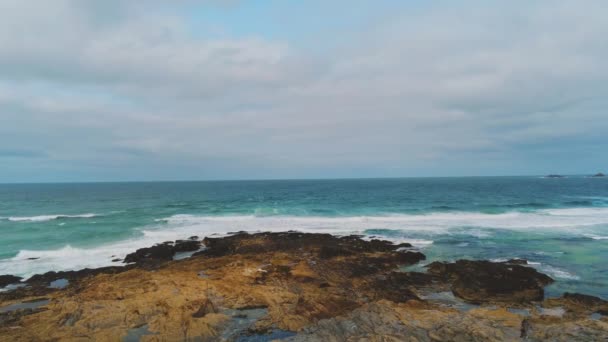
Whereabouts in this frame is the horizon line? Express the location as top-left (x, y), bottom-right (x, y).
top-left (0, 173), bottom-right (603, 185)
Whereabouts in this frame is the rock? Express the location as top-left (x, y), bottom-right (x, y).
top-left (318, 245), bottom-right (354, 259)
top-left (562, 292), bottom-right (607, 306)
top-left (367, 272), bottom-right (436, 303)
top-left (0, 266), bottom-right (133, 300)
top-left (25, 266), bottom-right (127, 285)
top-left (0, 275), bottom-right (22, 288)
top-left (174, 239), bottom-right (200, 252)
top-left (288, 300), bottom-right (608, 341)
top-left (543, 292), bottom-right (608, 316)
top-left (123, 242), bottom-right (174, 264)
top-left (506, 258), bottom-right (528, 265)
top-left (592, 172), bottom-right (606, 177)
top-left (286, 301), bottom-right (524, 341)
top-left (426, 260), bottom-right (554, 303)
top-left (0, 307), bottom-right (48, 327)
top-left (195, 232), bottom-right (421, 260)
top-left (123, 239), bottom-right (201, 265)
top-left (1, 232), bottom-right (428, 340)
top-left (2, 232), bottom-right (605, 341)
top-left (545, 174), bottom-right (565, 178)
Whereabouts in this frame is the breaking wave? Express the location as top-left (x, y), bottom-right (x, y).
top-left (1, 213), bottom-right (99, 222)
top-left (2, 207), bottom-right (608, 278)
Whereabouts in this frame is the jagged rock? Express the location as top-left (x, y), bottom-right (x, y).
top-left (426, 260), bottom-right (554, 303)
top-left (286, 300), bottom-right (608, 342)
top-left (1, 232), bottom-right (604, 341)
top-left (286, 300), bottom-right (525, 341)
top-left (25, 266), bottom-right (127, 285)
top-left (0, 307), bottom-right (48, 327)
top-left (123, 239), bottom-right (200, 265)
top-left (0, 232), bottom-right (427, 340)
top-left (0, 275), bottom-right (22, 288)
top-left (563, 292), bottom-right (607, 306)
top-left (0, 267), bottom-right (132, 302)
top-left (174, 239), bottom-right (201, 252)
top-left (196, 232), bottom-right (422, 264)
top-left (544, 292), bottom-right (608, 316)
top-left (367, 272), bottom-right (437, 303)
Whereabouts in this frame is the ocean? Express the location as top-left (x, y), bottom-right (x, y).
top-left (1, 177), bottom-right (607, 298)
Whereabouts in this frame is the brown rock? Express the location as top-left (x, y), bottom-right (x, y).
top-left (2, 232), bottom-right (604, 341)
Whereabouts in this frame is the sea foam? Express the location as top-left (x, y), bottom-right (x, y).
top-left (2, 207), bottom-right (608, 278)
top-left (2, 213), bottom-right (98, 222)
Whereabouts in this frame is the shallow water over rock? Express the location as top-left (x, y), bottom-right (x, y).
top-left (123, 324), bottom-right (157, 342)
top-left (48, 278), bottom-right (68, 289)
top-left (420, 291), bottom-right (478, 311)
top-left (0, 299), bottom-right (49, 313)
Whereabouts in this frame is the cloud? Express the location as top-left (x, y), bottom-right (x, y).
top-left (0, 0), bottom-right (606, 181)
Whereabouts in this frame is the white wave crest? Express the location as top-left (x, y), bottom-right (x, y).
top-left (3, 213), bottom-right (98, 222)
top-left (584, 234), bottom-right (608, 240)
top-left (2, 207), bottom-right (607, 278)
top-left (156, 207), bottom-right (608, 234)
top-left (536, 265), bottom-right (580, 280)
top-left (0, 235), bottom-right (168, 278)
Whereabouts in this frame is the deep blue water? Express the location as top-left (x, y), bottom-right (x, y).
top-left (1, 176), bottom-right (607, 298)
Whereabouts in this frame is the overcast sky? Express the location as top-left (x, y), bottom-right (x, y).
top-left (0, 0), bottom-right (607, 182)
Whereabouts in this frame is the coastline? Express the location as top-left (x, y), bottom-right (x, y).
top-left (2, 178), bottom-right (607, 300)
top-left (1, 232), bottom-right (606, 341)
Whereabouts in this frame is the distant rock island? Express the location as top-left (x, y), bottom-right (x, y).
top-left (592, 172), bottom-right (606, 177)
top-left (544, 174), bottom-right (565, 178)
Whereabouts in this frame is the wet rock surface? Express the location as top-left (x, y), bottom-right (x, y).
top-left (0, 275), bottom-right (22, 288)
top-left (427, 259), bottom-right (554, 303)
top-left (0, 266), bottom-right (133, 302)
top-left (124, 239), bottom-right (201, 266)
top-left (543, 292), bottom-right (608, 317)
top-left (0, 232), bottom-right (605, 341)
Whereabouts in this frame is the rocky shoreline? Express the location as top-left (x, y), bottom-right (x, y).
top-left (1, 232), bottom-right (607, 341)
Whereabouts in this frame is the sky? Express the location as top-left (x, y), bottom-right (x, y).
top-left (0, 0), bottom-right (607, 182)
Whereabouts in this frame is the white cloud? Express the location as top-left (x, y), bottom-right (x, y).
top-left (0, 1), bottom-right (607, 181)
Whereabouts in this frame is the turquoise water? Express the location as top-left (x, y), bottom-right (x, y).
top-left (1, 177), bottom-right (607, 298)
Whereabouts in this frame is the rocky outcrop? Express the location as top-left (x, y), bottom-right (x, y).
top-left (287, 300), bottom-right (525, 341)
top-left (123, 239), bottom-right (201, 266)
top-left (544, 292), bottom-right (608, 316)
top-left (0, 232), bottom-right (427, 341)
top-left (0, 275), bottom-right (22, 288)
top-left (426, 259), bottom-right (554, 303)
top-left (592, 172), bottom-right (606, 177)
top-left (196, 232), bottom-right (416, 258)
top-left (287, 300), bottom-right (608, 342)
top-left (0, 232), bottom-right (603, 341)
top-left (0, 266), bottom-right (133, 302)
top-left (25, 266), bottom-right (128, 285)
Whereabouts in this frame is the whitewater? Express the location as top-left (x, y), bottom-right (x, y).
top-left (1, 177), bottom-right (607, 297)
